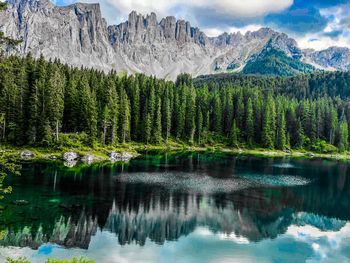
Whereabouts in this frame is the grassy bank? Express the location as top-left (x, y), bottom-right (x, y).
top-left (0, 140), bottom-right (349, 162)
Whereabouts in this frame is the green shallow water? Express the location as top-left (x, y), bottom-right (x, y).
top-left (1, 153), bottom-right (350, 262)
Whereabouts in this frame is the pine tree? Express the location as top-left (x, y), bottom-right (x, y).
top-left (223, 88), bottom-right (234, 133)
top-left (41, 120), bottom-right (53, 146)
top-left (101, 106), bottom-right (110, 145)
top-left (46, 63), bottom-right (65, 141)
top-left (130, 77), bottom-right (140, 141)
top-left (62, 71), bottom-right (78, 133)
top-left (295, 118), bottom-right (304, 148)
top-left (212, 92), bottom-right (222, 134)
top-left (144, 113), bottom-right (151, 144)
top-left (163, 97), bottom-right (172, 142)
top-left (246, 98), bottom-right (254, 146)
top-left (185, 85), bottom-right (196, 143)
top-left (235, 90), bottom-right (244, 131)
top-left (104, 76), bottom-right (119, 145)
top-left (338, 119), bottom-right (349, 151)
top-left (27, 79), bottom-right (39, 144)
top-left (77, 75), bottom-right (97, 140)
top-left (229, 119), bottom-right (240, 147)
top-left (196, 106), bottom-right (203, 145)
top-left (276, 99), bottom-right (287, 150)
top-left (262, 93), bottom-right (276, 149)
top-left (153, 97), bottom-right (162, 143)
top-left (119, 89), bottom-right (131, 143)
top-left (176, 85), bottom-right (186, 139)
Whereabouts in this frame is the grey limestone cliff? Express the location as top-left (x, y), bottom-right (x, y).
top-left (1, 0), bottom-right (349, 79)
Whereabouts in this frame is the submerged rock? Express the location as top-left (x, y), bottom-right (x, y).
top-left (20, 150), bottom-right (34, 159)
top-left (63, 152), bottom-right (79, 162)
top-left (13, 200), bottom-right (29, 206)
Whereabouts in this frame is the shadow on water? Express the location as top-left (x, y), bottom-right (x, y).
top-left (1, 153), bottom-right (350, 249)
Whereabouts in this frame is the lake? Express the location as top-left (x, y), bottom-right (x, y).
top-left (1, 153), bottom-right (350, 262)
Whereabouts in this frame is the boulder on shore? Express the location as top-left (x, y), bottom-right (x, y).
top-left (63, 152), bottom-right (79, 162)
top-left (20, 150), bottom-right (34, 159)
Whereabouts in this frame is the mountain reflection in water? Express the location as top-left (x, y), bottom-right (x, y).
top-left (1, 153), bottom-right (350, 262)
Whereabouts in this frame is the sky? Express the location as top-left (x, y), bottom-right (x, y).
top-left (51, 0), bottom-right (350, 50)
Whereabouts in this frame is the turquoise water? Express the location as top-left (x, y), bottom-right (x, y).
top-left (1, 153), bottom-right (350, 262)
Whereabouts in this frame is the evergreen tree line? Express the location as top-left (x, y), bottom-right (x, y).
top-left (194, 71), bottom-right (350, 100)
top-left (1, 54), bottom-right (350, 152)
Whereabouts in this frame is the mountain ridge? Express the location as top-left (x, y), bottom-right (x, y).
top-left (1, 0), bottom-right (350, 79)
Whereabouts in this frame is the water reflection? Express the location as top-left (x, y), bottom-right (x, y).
top-left (1, 154), bottom-right (350, 262)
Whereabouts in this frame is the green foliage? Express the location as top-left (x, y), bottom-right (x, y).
top-left (311, 140), bottom-right (338, 154)
top-left (6, 257), bottom-right (30, 263)
top-left (52, 132), bottom-right (90, 149)
top-left (0, 151), bottom-right (20, 200)
top-left (0, 2), bottom-right (7, 11)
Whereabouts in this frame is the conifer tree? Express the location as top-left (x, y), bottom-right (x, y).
top-left (185, 85), bottom-right (196, 143)
top-left (212, 92), bottom-right (222, 134)
top-left (119, 89), bottom-right (131, 143)
top-left (163, 97), bottom-right (172, 142)
top-left (153, 97), bottom-right (162, 143)
top-left (246, 98), bottom-right (254, 146)
top-left (229, 119), bottom-right (240, 147)
top-left (262, 93), bottom-right (276, 149)
top-left (130, 77), bottom-right (140, 141)
top-left (47, 63), bottom-right (65, 141)
top-left (338, 119), bottom-right (349, 151)
top-left (77, 75), bottom-right (97, 139)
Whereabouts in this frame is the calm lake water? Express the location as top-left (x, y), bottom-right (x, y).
top-left (1, 153), bottom-right (350, 263)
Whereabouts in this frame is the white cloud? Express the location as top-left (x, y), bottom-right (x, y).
top-left (188, 0), bottom-right (293, 18)
top-left (300, 4), bottom-right (350, 49)
top-left (92, 0), bottom-right (292, 25)
top-left (294, 33), bottom-right (350, 50)
top-left (269, 3), bottom-right (350, 50)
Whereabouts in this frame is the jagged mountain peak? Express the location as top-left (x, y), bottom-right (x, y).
top-left (107, 9), bottom-right (208, 46)
top-left (1, 0), bottom-right (350, 79)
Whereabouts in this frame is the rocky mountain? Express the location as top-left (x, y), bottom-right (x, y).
top-left (304, 47), bottom-right (350, 71)
top-left (0, 0), bottom-right (349, 79)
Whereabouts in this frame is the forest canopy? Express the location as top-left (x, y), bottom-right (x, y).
top-left (1, 54), bottom-right (350, 153)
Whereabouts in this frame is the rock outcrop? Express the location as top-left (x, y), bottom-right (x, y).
top-left (1, 0), bottom-right (349, 79)
top-left (304, 47), bottom-right (350, 71)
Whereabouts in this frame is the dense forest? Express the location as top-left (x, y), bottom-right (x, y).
top-left (1, 54), bottom-right (350, 153)
top-left (195, 71), bottom-right (350, 99)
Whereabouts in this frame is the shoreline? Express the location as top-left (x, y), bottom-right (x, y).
top-left (1, 144), bottom-right (350, 163)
